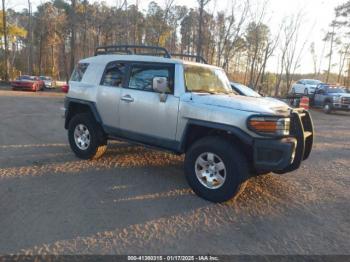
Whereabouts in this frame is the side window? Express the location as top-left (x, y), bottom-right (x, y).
top-left (316, 88), bottom-right (324, 94)
top-left (71, 63), bottom-right (89, 82)
top-left (101, 62), bottom-right (127, 87)
top-left (128, 64), bottom-right (174, 93)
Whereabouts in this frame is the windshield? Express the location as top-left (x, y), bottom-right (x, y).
top-left (232, 83), bottom-right (261, 97)
top-left (305, 80), bottom-right (322, 85)
top-left (327, 87), bottom-right (346, 93)
top-left (40, 76), bottom-right (51, 80)
top-left (18, 75), bottom-right (31, 80)
top-left (184, 64), bottom-right (233, 94)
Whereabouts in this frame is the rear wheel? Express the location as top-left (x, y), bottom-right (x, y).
top-left (184, 136), bottom-right (249, 203)
top-left (68, 113), bottom-right (107, 159)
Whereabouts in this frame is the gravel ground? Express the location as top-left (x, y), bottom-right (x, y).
top-left (0, 89), bottom-right (349, 255)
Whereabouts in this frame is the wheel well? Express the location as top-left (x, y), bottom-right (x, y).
top-left (182, 124), bottom-right (252, 161)
top-left (324, 98), bottom-right (332, 105)
top-left (65, 102), bottom-right (95, 129)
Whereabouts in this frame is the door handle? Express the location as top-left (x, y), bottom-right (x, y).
top-left (121, 95), bottom-right (134, 103)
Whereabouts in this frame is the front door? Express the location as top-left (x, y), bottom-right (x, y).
top-left (314, 88), bottom-right (326, 107)
top-left (96, 62), bottom-right (127, 127)
top-left (119, 63), bottom-right (179, 145)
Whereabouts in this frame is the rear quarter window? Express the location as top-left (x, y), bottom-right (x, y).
top-left (70, 63), bottom-right (89, 82)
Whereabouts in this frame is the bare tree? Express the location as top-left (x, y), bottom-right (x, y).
top-left (69, 0), bottom-right (76, 74)
top-left (310, 42), bottom-right (318, 77)
top-left (337, 42), bottom-right (350, 83)
top-left (197, 0), bottom-right (211, 57)
top-left (2, 0), bottom-right (9, 81)
top-left (274, 12), bottom-right (306, 96)
top-left (325, 21), bottom-right (337, 83)
top-left (27, 0), bottom-right (33, 75)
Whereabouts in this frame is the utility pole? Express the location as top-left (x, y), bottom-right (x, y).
top-left (2, 0), bottom-right (9, 81)
top-left (27, 0), bottom-right (33, 75)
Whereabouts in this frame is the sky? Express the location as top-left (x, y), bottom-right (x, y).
top-left (8, 0), bottom-right (347, 74)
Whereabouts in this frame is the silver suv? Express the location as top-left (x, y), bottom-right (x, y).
top-left (64, 45), bottom-right (314, 203)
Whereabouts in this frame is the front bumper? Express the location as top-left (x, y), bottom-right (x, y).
top-left (253, 109), bottom-right (314, 174)
top-left (332, 103), bottom-right (350, 111)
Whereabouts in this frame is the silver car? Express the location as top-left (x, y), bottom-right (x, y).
top-left (230, 82), bottom-right (289, 107)
top-left (291, 79), bottom-right (323, 96)
top-left (39, 76), bottom-right (54, 88)
top-left (64, 45), bottom-right (314, 203)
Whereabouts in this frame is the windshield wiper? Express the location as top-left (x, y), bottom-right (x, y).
top-left (192, 90), bottom-right (232, 95)
top-left (192, 90), bottom-right (217, 94)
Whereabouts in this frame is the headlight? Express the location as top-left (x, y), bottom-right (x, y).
top-left (248, 116), bottom-right (290, 136)
top-left (333, 96), bottom-right (341, 102)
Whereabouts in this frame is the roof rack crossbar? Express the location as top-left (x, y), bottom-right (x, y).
top-left (170, 53), bottom-right (208, 64)
top-left (95, 45), bottom-right (171, 58)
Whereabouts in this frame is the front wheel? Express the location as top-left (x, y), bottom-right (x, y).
top-left (184, 137), bottom-right (249, 203)
top-left (323, 102), bottom-right (332, 114)
top-left (68, 113), bottom-right (107, 160)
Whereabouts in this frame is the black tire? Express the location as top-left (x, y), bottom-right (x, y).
top-left (184, 136), bottom-right (249, 203)
top-left (323, 102), bottom-right (332, 114)
top-left (68, 113), bottom-right (107, 160)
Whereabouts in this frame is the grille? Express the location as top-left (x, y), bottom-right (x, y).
top-left (341, 97), bottom-right (350, 105)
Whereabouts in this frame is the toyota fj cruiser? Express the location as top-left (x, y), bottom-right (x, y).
top-left (64, 45), bottom-right (314, 203)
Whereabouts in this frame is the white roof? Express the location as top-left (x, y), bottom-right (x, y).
top-left (79, 54), bottom-right (221, 70)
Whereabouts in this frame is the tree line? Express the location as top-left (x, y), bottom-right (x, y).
top-left (1, 0), bottom-right (350, 95)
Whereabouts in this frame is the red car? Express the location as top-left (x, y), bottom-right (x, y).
top-left (61, 84), bottom-right (69, 93)
top-left (11, 75), bottom-right (45, 92)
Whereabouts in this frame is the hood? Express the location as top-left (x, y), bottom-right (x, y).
top-left (305, 84), bottom-right (318, 88)
top-left (190, 93), bottom-right (290, 115)
top-left (13, 79), bottom-right (35, 83)
top-left (328, 93), bottom-right (350, 97)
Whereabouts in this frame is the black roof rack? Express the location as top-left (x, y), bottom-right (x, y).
top-left (170, 53), bottom-right (207, 64)
top-left (95, 45), bottom-right (171, 58)
top-left (94, 45), bottom-right (208, 64)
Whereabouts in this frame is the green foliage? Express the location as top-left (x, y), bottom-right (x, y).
top-left (0, 11), bottom-right (27, 44)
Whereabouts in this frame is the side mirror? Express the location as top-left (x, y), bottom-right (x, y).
top-left (153, 77), bottom-right (169, 102)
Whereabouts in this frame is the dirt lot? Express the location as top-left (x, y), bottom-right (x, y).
top-left (0, 89), bottom-right (349, 255)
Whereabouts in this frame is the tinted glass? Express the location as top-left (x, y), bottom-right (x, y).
top-left (327, 87), bottom-right (346, 93)
top-left (40, 76), bottom-right (51, 80)
top-left (305, 80), bottom-right (322, 85)
top-left (232, 83), bottom-right (261, 97)
top-left (128, 64), bottom-right (173, 93)
top-left (101, 63), bottom-right (127, 87)
top-left (185, 65), bottom-right (232, 94)
top-left (71, 63), bottom-right (89, 82)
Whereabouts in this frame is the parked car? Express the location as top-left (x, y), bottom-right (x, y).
top-left (64, 45), bottom-right (314, 203)
top-left (61, 84), bottom-right (69, 93)
top-left (313, 84), bottom-right (350, 114)
top-left (39, 76), bottom-right (55, 88)
top-left (11, 75), bottom-right (44, 92)
top-left (230, 82), bottom-right (289, 107)
top-left (291, 79), bottom-right (323, 96)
